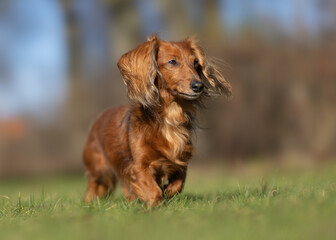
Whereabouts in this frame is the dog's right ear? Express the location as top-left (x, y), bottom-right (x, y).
top-left (117, 35), bottom-right (161, 108)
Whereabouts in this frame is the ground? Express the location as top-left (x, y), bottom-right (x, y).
top-left (1, 163), bottom-right (336, 240)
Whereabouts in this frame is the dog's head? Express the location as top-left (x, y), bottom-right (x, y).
top-left (117, 34), bottom-right (232, 108)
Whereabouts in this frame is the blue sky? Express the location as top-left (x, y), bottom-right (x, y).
top-left (221, 0), bottom-right (321, 34)
top-left (0, 0), bottom-right (67, 119)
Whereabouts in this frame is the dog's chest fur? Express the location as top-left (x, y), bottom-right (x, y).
top-left (159, 102), bottom-right (191, 164)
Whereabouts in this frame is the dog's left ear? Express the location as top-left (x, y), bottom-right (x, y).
top-left (185, 37), bottom-right (232, 98)
top-left (117, 34), bottom-right (161, 108)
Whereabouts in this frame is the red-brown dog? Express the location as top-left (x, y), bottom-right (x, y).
top-left (83, 34), bottom-right (232, 207)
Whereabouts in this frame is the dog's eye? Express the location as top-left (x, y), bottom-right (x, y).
top-left (168, 59), bottom-right (177, 65)
top-left (194, 58), bottom-right (199, 67)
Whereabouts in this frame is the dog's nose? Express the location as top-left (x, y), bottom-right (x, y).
top-left (190, 81), bottom-right (204, 93)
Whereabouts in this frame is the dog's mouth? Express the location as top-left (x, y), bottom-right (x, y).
top-left (176, 91), bottom-right (202, 100)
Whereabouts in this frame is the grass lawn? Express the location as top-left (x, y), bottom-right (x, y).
top-left (1, 163), bottom-right (336, 240)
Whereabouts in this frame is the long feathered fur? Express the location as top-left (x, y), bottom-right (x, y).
top-left (83, 34), bottom-right (232, 207)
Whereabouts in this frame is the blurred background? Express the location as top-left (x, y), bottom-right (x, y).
top-left (0, 0), bottom-right (336, 177)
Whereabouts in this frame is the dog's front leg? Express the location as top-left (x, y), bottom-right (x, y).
top-left (165, 170), bottom-right (187, 198)
top-left (130, 167), bottom-right (163, 207)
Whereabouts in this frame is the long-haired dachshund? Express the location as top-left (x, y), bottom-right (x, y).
top-left (83, 34), bottom-right (232, 207)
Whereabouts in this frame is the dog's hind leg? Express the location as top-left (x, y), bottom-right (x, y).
top-left (83, 140), bottom-right (117, 203)
top-left (84, 177), bottom-right (107, 203)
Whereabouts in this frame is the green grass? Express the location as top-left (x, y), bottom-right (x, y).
top-left (1, 164), bottom-right (336, 240)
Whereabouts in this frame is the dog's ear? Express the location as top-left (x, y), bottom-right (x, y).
top-left (185, 37), bottom-right (232, 98)
top-left (117, 34), bottom-right (161, 108)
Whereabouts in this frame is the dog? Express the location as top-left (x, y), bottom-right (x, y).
top-left (83, 34), bottom-right (232, 207)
